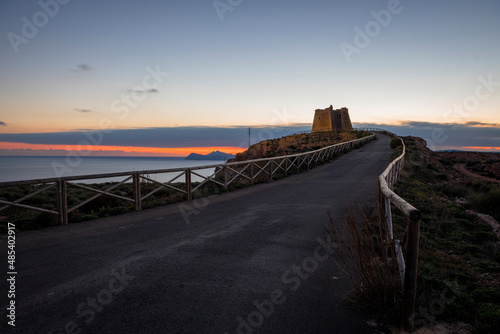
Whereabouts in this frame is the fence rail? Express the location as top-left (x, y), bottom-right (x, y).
top-left (354, 127), bottom-right (389, 132)
top-left (377, 132), bottom-right (421, 333)
top-left (287, 130), bottom-right (311, 136)
top-left (288, 128), bottom-right (387, 136)
top-left (1, 129), bottom-right (420, 330)
top-left (0, 134), bottom-right (374, 226)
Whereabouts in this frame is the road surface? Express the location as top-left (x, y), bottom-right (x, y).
top-left (1, 134), bottom-right (393, 334)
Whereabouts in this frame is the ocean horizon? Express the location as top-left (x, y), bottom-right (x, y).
top-left (0, 156), bottom-right (227, 184)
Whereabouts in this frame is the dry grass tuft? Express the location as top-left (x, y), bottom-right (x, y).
top-left (328, 204), bottom-right (403, 325)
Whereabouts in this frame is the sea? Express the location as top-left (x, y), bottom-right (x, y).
top-left (0, 156), bottom-right (227, 184)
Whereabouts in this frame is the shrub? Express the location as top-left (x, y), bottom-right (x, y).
top-left (475, 303), bottom-right (500, 333)
top-left (470, 188), bottom-right (500, 222)
top-left (390, 137), bottom-right (403, 149)
top-left (328, 205), bottom-right (402, 325)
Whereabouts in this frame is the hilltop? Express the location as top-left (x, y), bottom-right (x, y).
top-left (228, 130), bottom-right (370, 162)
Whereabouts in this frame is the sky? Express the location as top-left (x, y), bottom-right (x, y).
top-left (0, 0), bottom-right (499, 156)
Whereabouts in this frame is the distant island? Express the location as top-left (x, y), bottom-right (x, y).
top-left (185, 150), bottom-right (235, 161)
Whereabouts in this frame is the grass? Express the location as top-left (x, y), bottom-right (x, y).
top-left (328, 136), bottom-right (500, 333)
top-left (394, 138), bottom-right (500, 333)
top-left (328, 205), bottom-right (403, 326)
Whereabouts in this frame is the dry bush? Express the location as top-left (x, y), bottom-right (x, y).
top-left (328, 204), bottom-right (403, 324)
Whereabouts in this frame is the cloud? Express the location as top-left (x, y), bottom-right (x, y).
top-left (0, 148), bottom-right (181, 157)
top-left (463, 121), bottom-right (500, 128)
top-left (74, 108), bottom-right (93, 113)
top-left (1, 122), bottom-right (498, 152)
top-left (72, 64), bottom-right (93, 72)
top-left (0, 121), bottom-right (6, 126)
top-left (128, 88), bottom-right (159, 94)
top-left (0, 125), bottom-right (311, 149)
top-left (395, 120), bottom-right (500, 129)
top-left (354, 121), bottom-right (500, 151)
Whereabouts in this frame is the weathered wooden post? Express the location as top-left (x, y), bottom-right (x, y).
top-left (224, 165), bottom-right (229, 190)
top-left (250, 163), bottom-right (255, 184)
top-left (57, 179), bottom-right (63, 225)
top-left (57, 179), bottom-right (68, 225)
top-left (402, 216), bottom-right (421, 333)
top-left (185, 168), bottom-right (192, 200)
top-left (133, 172), bottom-right (141, 211)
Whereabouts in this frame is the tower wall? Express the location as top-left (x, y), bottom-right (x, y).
top-left (312, 107), bottom-right (334, 132)
top-left (312, 106), bottom-right (353, 132)
top-left (340, 107), bottom-right (353, 131)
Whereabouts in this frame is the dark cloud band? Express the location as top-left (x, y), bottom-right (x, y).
top-left (0, 125), bottom-right (311, 148)
top-left (356, 122), bottom-right (500, 150)
top-left (0, 123), bottom-right (498, 151)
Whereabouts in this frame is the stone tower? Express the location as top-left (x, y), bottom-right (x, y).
top-left (312, 105), bottom-right (353, 132)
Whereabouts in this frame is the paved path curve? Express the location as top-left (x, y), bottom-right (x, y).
top-left (1, 134), bottom-right (393, 334)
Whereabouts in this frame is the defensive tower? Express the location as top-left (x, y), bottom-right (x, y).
top-left (311, 105), bottom-right (353, 132)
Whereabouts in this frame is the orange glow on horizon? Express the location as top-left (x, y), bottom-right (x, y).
top-left (0, 142), bottom-right (246, 157)
top-left (462, 146), bottom-right (500, 151)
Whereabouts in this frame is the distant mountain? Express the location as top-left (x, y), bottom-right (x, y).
top-left (185, 150), bottom-right (235, 161)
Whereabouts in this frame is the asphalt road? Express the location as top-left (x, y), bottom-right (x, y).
top-left (1, 133), bottom-right (393, 334)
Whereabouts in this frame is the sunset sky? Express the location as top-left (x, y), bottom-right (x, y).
top-left (0, 0), bottom-right (499, 156)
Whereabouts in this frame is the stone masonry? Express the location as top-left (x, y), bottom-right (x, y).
top-left (312, 105), bottom-right (353, 132)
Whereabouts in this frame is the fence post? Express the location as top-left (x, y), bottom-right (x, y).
top-left (401, 217), bottom-right (421, 333)
top-left (378, 182), bottom-right (386, 223)
top-left (57, 179), bottom-right (68, 225)
top-left (250, 163), bottom-right (255, 184)
top-left (133, 172), bottom-right (142, 211)
top-left (185, 168), bottom-right (192, 200)
top-left (285, 157), bottom-right (288, 176)
top-left (270, 161), bottom-right (273, 181)
top-left (224, 165), bottom-right (229, 190)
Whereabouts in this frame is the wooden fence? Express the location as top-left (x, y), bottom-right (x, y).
top-left (288, 127), bottom-right (387, 136)
top-left (1, 130), bottom-right (420, 330)
top-left (0, 134), bottom-right (374, 226)
top-left (378, 133), bottom-right (421, 332)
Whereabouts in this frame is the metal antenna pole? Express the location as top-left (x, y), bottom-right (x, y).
top-left (248, 127), bottom-right (251, 148)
